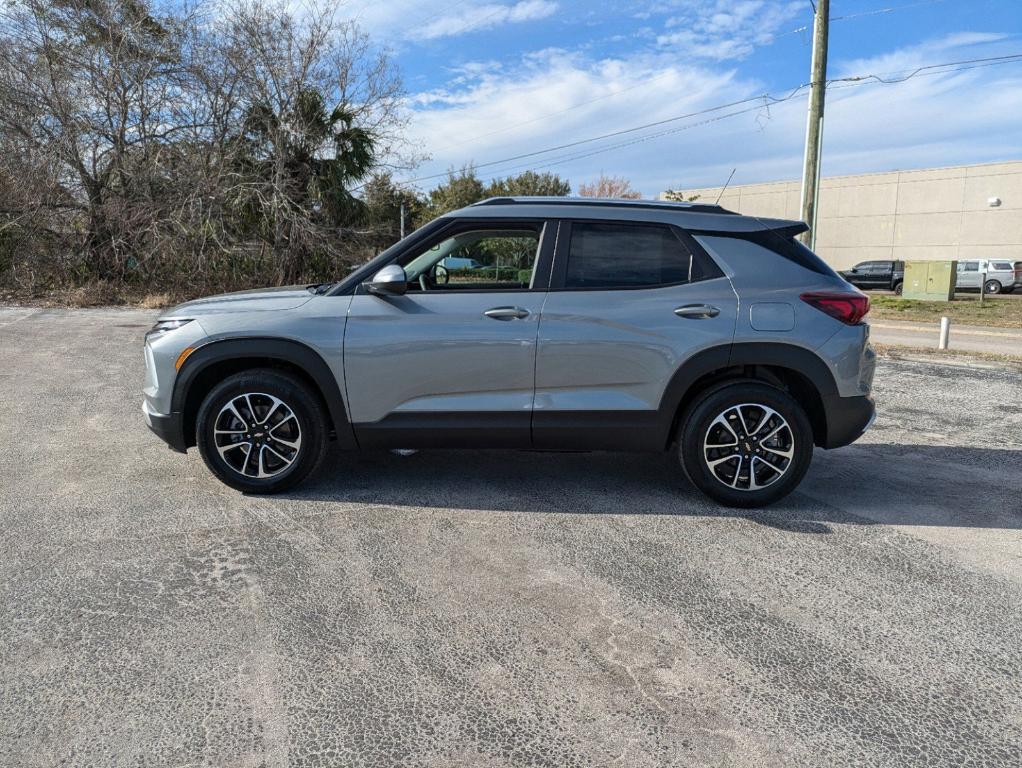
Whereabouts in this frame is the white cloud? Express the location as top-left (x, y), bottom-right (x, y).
top-left (400, 49), bottom-right (762, 191)
top-left (355, 0), bottom-right (557, 42)
top-left (419, 1), bottom-right (558, 40)
top-left (397, 32), bottom-right (1022, 196)
top-left (656, 0), bottom-right (804, 60)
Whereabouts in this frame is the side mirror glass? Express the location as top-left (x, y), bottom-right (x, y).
top-left (365, 264), bottom-right (407, 296)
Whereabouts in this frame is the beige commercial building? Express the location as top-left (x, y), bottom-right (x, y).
top-left (671, 160), bottom-right (1022, 270)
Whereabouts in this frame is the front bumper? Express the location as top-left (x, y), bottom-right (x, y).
top-left (143, 401), bottom-right (187, 453)
top-left (821, 394), bottom-right (875, 449)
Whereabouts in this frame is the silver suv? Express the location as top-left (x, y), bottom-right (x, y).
top-left (956, 259), bottom-right (1018, 294)
top-left (143, 197), bottom-right (876, 507)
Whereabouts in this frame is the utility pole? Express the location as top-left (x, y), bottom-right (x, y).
top-left (799, 0), bottom-right (829, 249)
top-left (399, 202), bottom-right (406, 239)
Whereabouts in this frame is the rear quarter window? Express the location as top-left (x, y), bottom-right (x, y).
top-left (691, 230), bottom-right (839, 278)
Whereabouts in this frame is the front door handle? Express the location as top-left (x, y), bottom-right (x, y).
top-left (674, 304), bottom-right (720, 319)
top-left (484, 306), bottom-right (530, 321)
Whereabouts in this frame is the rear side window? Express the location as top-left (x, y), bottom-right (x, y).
top-left (564, 222), bottom-right (716, 289)
top-left (991, 261), bottom-right (1012, 271)
top-left (693, 230), bottom-right (840, 279)
top-left (691, 226), bottom-right (837, 277)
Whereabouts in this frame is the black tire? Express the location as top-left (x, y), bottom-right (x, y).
top-left (893, 281), bottom-right (903, 295)
top-left (196, 369), bottom-right (328, 494)
top-left (677, 382), bottom-right (814, 508)
top-left (984, 279), bottom-right (1002, 295)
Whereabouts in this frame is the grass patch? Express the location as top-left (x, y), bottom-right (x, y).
top-left (869, 295), bottom-right (1022, 328)
top-left (873, 342), bottom-right (1022, 369)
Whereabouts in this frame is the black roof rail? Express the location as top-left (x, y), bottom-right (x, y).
top-left (470, 196), bottom-right (737, 215)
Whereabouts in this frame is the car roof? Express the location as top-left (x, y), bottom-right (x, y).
top-left (447, 196), bottom-right (807, 234)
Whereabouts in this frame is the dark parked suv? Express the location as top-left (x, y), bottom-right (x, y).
top-left (839, 260), bottom-right (905, 294)
top-left (144, 197), bottom-right (876, 508)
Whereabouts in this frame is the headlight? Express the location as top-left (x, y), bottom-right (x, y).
top-left (145, 318), bottom-right (193, 340)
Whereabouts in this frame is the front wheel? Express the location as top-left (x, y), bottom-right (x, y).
top-left (677, 382), bottom-right (814, 508)
top-left (893, 281), bottom-right (903, 295)
top-left (984, 279), bottom-right (1002, 295)
top-left (196, 369), bottom-right (328, 494)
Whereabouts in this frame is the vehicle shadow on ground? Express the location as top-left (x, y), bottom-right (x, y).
top-left (282, 443), bottom-right (1022, 534)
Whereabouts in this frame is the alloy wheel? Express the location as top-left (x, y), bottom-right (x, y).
top-left (703, 403), bottom-right (794, 491)
top-left (213, 393), bottom-right (302, 479)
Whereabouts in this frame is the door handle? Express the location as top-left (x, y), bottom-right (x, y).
top-left (674, 304), bottom-right (720, 319)
top-left (484, 306), bottom-right (530, 320)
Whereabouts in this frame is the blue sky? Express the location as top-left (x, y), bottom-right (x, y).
top-left (350, 0), bottom-right (1022, 196)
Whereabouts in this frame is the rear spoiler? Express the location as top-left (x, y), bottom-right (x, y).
top-left (688, 220), bottom-right (809, 238)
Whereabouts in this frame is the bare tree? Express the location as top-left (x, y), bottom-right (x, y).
top-left (218, 0), bottom-right (404, 282)
top-left (0, 0), bottom-right (405, 293)
top-left (0, 0), bottom-right (207, 278)
top-left (577, 173), bottom-right (642, 199)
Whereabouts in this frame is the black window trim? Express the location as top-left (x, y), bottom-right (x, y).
top-left (690, 225), bottom-right (838, 278)
top-left (353, 216), bottom-right (557, 295)
top-left (548, 218), bottom-right (725, 292)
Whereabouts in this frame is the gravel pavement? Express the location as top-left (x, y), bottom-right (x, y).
top-left (1, 306), bottom-right (1020, 767)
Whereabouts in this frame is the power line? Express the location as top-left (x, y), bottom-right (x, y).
top-left (365, 89), bottom-right (808, 189)
top-left (832, 0), bottom-right (948, 22)
top-left (375, 52), bottom-right (1022, 190)
top-left (471, 101), bottom-right (783, 181)
top-left (409, 0), bottom-right (955, 156)
top-left (771, 0), bottom-right (948, 43)
top-left (830, 52), bottom-right (1022, 85)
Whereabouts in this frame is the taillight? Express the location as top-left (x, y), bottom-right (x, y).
top-left (800, 291), bottom-right (870, 325)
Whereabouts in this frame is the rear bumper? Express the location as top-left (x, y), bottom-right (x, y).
top-left (143, 401), bottom-right (188, 453)
top-left (821, 394), bottom-right (875, 449)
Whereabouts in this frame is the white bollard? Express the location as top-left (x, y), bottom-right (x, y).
top-left (938, 316), bottom-right (951, 350)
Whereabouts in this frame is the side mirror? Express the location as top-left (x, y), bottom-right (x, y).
top-left (365, 264), bottom-right (407, 296)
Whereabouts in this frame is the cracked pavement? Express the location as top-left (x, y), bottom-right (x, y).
top-left (1, 306), bottom-right (1020, 766)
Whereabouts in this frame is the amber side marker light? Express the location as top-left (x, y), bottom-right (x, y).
top-left (174, 347), bottom-right (196, 370)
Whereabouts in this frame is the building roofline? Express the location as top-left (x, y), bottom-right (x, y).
top-left (677, 158), bottom-right (1022, 196)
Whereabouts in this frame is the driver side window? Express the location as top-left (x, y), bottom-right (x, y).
top-left (401, 227), bottom-right (542, 292)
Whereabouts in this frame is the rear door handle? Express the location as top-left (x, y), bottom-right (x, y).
top-left (674, 304), bottom-right (720, 319)
top-left (484, 306), bottom-right (530, 320)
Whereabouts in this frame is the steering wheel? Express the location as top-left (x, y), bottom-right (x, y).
top-left (435, 264), bottom-right (449, 285)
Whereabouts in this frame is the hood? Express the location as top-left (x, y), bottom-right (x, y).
top-left (163, 285), bottom-right (314, 317)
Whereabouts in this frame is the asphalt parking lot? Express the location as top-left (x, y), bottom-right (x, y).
top-left (2, 306), bottom-right (1021, 767)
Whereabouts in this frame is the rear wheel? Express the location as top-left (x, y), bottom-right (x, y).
top-left (984, 279), bottom-right (1002, 295)
top-left (677, 382), bottom-right (814, 508)
top-left (893, 281), bottom-right (903, 295)
top-left (196, 369), bottom-right (328, 494)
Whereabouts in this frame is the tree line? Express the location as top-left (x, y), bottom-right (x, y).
top-left (0, 0), bottom-right (644, 303)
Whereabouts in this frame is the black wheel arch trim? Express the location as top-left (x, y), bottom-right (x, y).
top-left (171, 337), bottom-right (356, 450)
top-left (657, 341), bottom-right (842, 448)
